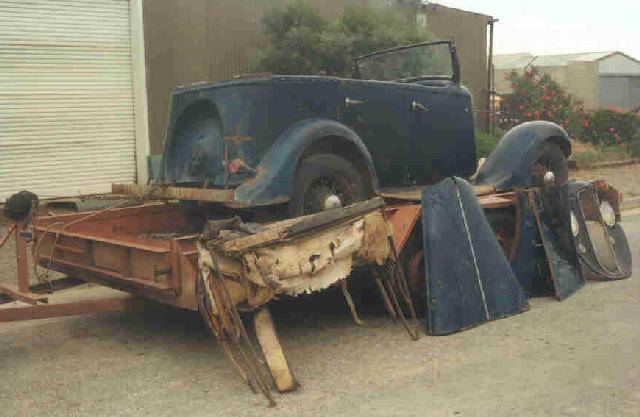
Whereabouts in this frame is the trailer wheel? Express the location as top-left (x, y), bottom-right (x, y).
top-left (288, 153), bottom-right (368, 217)
top-left (531, 141), bottom-right (568, 187)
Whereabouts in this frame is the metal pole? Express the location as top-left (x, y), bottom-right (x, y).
top-left (486, 18), bottom-right (498, 133)
top-left (15, 228), bottom-right (29, 293)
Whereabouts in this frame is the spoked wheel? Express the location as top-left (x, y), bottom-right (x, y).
top-left (531, 141), bottom-right (569, 187)
top-left (303, 177), bottom-right (349, 214)
top-left (288, 153), bottom-right (369, 217)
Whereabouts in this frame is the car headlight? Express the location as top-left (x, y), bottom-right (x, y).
top-left (600, 201), bottom-right (616, 228)
top-left (570, 211), bottom-right (579, 237)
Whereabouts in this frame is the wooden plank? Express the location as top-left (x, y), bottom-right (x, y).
top-left (221, 198), bottom-right (384, 254)
top-left (283, 198), bottom-right (385, 239)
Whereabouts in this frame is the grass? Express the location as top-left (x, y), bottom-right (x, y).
top-left (569, 143), bottom-right (632, 169)
top-left (476, 130), bottom-right (634, 169)
top-left (475, 130), bottom-right (502, 159)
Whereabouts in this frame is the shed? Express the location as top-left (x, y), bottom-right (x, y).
top-left (494, 51), bottom-right (640, 111)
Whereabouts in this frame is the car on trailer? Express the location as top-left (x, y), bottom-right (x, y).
top-left (118, 40), bottom-right (568, 216)
top-left (1, 40), bottom-right (632, 407)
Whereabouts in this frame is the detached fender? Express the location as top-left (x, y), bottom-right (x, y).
top-left (234, 118), bottom-right (377, 205)
top-left (475, 121), bottom-right (571, 191)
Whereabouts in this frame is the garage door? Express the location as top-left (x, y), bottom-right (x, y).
top-left (0, 0), bottom-right (137, 201)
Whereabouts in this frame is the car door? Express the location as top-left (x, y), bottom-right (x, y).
top-left (352, 40), bottom-right (477, 186)
top-left (406, 83), bottom-right (476, 185)
top-left (340, 80), bottom-right (413, 187)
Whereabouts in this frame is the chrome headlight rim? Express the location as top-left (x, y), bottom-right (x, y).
top-left (600, 201), bottom-right (616, 228)
top-left (570, 211), bottom-right (579, 237)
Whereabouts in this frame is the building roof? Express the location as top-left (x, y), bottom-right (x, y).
top-left (493, 53), bottom-right (535, 69)
top-left (494, 51), bottom-right (639, 69)
top-left (415, 1), bottom-right (493, 20)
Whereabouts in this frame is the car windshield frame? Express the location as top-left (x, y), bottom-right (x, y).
top-left (353, 40), bottom-right (459, 84)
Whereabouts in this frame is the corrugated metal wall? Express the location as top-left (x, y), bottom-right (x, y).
top-left (421, 4), bottom-right (491, 130)
top-left (0, 0), bottom-right (137, 201)
top-left (143, 0), bottom-right (417, 155)
top-left (600, 76), bottom-right (640, 110)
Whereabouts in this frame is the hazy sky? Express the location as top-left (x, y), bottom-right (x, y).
top-left (439, 0), bottom-right (640, 59)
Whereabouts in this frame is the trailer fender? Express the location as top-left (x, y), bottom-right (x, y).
top-left (234, 118), bottom-right (377, 206)
top-left (475, 121), bottom-right (571, 191)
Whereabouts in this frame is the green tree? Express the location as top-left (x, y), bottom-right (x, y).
top-left (252, 1), bottom-right (433, 77)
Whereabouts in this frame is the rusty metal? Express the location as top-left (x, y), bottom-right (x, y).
top-left (385, 234), bottom-right (421, 341)
top-left (198, 254), bottom-right (276, 407)
top-left (380, 187), bottom-right (515, 209)
top-left (15, 227), bottom-right (30, 293)
top-left (112, 183), bottom-right (237, 204)
top-left (372, 269), bottom-right (397, 322)
top-left (0, 296), bottom-right (145, 322)
top-left (341, 278), bottom-right (365, 326)
top-left (0, 284), bottom-right (48, 306)
top-left (407, 250), bottom-right (424, 292)
top-left (0, 277), bottom-right (84, 305)
top-left (0, 222), bottom-right (50, 306)
top-left (32, 202), bottom-right (200, 310)
top-left (384, 204), bottom-right (421, 254)
top-left (0, 224), bottom-right (16, 249)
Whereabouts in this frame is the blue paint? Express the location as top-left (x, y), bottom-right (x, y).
top-left (475, 121), bottom-right (572, 191)
top-left (158, 75), bottom-right (476, 206)
top-left (421, 177), bottom-right (527, 335)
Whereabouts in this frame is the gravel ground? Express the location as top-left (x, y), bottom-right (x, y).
top-left (572, 163), bottom-right (640, 204)
top-left (1, 170), bottom-right (639, 417)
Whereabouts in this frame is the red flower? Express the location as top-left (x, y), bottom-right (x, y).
top-left (610, 127), bottom-right (616, 132)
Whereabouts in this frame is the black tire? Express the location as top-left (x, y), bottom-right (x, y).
top-left (531, 141), bottom-right (569, 187)
top-left (288, 153), bottom-right (369, 217)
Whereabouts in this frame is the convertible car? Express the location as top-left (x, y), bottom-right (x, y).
top-left (155, 41), bottom-right (569, 216)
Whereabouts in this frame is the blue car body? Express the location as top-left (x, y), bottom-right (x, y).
top-left (159, 75), bottom-right (477, 206)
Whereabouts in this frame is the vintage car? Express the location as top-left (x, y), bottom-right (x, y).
top-left (156, 41), bottom-right (570, 216)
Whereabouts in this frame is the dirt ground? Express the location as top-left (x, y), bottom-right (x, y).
top-left (572, 163), bottom-right (640, 205)
top-left (1, 169), bottom-right (639, 417)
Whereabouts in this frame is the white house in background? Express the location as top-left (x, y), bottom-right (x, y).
top-left (494, 51), bottom-right (640, 111)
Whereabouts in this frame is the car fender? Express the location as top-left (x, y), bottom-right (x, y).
top-left (234, 118), bottom-right (377, 205)
top-left (475, 121), bottom-right (571, 191)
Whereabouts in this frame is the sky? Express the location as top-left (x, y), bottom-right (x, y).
top-left (438, 0), bottom-right (640, 59)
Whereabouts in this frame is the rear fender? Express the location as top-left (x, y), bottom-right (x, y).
top-left (234, 118), bottom-right (377, 206)
top-left (475, 121), bottom-right (571, 191)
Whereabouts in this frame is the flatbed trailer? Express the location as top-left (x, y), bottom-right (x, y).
top-left (0, 183), bottom-right (512, 314)
top-left (0, 179), bottom-right (631, 406)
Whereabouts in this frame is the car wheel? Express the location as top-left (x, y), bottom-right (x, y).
top-left (288, 153), bottom-right (368, 217)
top-left (531, 141), bottom-right (569, 187)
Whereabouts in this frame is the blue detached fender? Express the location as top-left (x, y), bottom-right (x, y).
top-left (475, 121), bottom-right (571, 191)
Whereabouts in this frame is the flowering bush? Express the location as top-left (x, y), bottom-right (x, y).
top-left (498, 67), bottom-right (640, 148)
top-left (498, 67), bottom-right (585, 138)
top-left (581, 109), bottom-right (640, 147)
